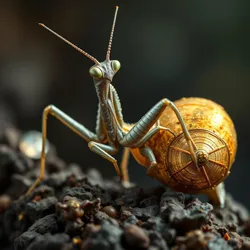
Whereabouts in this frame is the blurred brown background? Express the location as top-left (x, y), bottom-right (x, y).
top-left (0, 1), bottom-right (250, 207)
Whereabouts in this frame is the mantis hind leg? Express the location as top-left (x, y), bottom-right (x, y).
top-left (120, 146), bottom-right (156, 188)
top-left (26, 105), bottom-right (101, 196)
top-left (139, 145), bottom-right (157, 176)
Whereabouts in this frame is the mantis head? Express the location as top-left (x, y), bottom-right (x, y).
top-left (39, 6), bottom-right (120, 85)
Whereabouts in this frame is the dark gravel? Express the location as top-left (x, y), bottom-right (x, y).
top-left (0, 125), bottom-right (249, 250)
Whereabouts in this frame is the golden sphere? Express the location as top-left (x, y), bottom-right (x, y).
top-left (131, 97), bottom-right (237, 194)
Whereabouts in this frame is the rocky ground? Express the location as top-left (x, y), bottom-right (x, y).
top-left (0, 125), bottom-right (250, 250)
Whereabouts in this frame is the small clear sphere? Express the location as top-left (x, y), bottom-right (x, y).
top-left (19, 131), bottom-right (50, 159)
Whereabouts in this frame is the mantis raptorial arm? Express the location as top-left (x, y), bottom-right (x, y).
top-left (26, 104), bottom-right (114, 196)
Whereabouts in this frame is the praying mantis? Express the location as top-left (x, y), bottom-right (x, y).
top-left (25, 6), bottom-right (237, 208)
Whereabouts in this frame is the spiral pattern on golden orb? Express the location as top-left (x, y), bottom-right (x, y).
top-left (167, 129), bottom-right (230, 191)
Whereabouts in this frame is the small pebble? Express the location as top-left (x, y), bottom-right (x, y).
top-left (72, 237), bottom-right (82, 245)
top-left (0, 195), bottom-right (11, 213)
top-left (224, 232), bottom-right (231, 241)
top-left (102, 205), bottom-right (118, 218)
top-left (32, 195), bottom-right (41, 202)
top-left (124, 224), bottom-right (150, 249)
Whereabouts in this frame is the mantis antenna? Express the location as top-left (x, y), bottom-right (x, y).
top-left (38, 23), bottom-right (100, 65)
top-left (106, 6), bottom-right (119, 61)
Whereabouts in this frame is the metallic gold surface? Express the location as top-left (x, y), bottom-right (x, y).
top-left (130, 97), bottom-right (237, 193)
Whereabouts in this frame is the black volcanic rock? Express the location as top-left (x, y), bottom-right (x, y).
top-left (0, 126), bottom-right (249, 250)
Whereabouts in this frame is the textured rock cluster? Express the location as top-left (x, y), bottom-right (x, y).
top-left (0, 126), bottom-right (250, 250)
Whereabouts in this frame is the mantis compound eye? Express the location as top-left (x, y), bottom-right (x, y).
top-left (112, 60), bottom-right (121, 72)
top-left (89, 67), bottom-right (103, 78)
